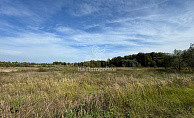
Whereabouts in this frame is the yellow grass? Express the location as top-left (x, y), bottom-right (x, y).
top-left (0, 66), bottom-right (193, 117)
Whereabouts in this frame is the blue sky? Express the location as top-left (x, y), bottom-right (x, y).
top-left (0, 0), bottom-right (194, 63)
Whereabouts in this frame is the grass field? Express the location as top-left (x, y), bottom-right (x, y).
top-left (0, 66), bottom-right (193, 117)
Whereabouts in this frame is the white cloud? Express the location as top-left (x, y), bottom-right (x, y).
top-left (1, 32), bottom-right (62, 45)
top-left (0, 49), bottom-right (22, 56)
top-left (0, 31), bottom-right (82, 62)
top-left (66, 1), bottom-right (100, 16)
top-left (0, 0), bottom-right (67, 24)
top-left (56, 27), bottom-right (74, 33)
top-left (78, 3), bottom-right (99, 16)
top-left (0, 2), bottom-right (32, 16)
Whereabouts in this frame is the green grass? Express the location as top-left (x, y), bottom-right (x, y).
top-left (0, 67), bottom-right (193, 117)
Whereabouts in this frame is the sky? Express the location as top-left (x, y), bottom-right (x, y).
top-left (0, 0), bottom-right (194, 63)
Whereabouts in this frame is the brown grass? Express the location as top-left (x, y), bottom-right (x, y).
top-left (0, 66), bottom-right (193, 117)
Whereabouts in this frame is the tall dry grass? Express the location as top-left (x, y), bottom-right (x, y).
top-left (0, 67), bottom-right (193, 117)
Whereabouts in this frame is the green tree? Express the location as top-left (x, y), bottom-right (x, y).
top-left (182, 46), bottom-right (194, 70)
top-left (173, 49), bottom-right (185, 71)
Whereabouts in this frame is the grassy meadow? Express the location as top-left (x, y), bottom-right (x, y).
top-left (0, 66), bottom-right (193, 117)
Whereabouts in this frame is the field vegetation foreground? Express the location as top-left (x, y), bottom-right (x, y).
top-left (0, 66), bottom-right (193, 117)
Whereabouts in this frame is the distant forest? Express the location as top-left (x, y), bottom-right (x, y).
top-left (1, 44), bottom-right (193, 71)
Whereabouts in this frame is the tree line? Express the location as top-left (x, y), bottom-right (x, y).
top-left (0, 62), bottom-right (52, 67)
top-left (1, 44), bottom-right (193, 71)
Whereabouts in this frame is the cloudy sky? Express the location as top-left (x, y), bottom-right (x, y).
top-left (0, 0), bottom-right (194, 63)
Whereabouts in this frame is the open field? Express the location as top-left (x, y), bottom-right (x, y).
top-left (0, 66), bottom-right (193, 117)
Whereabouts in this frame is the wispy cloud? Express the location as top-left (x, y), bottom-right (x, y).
top-left (0, 0), bottom-right (32, 16)
top-left (70, 3), bottom-right (99, 16)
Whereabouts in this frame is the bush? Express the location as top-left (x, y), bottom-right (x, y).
top-left (37, 67), bottom-right (47, 72)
